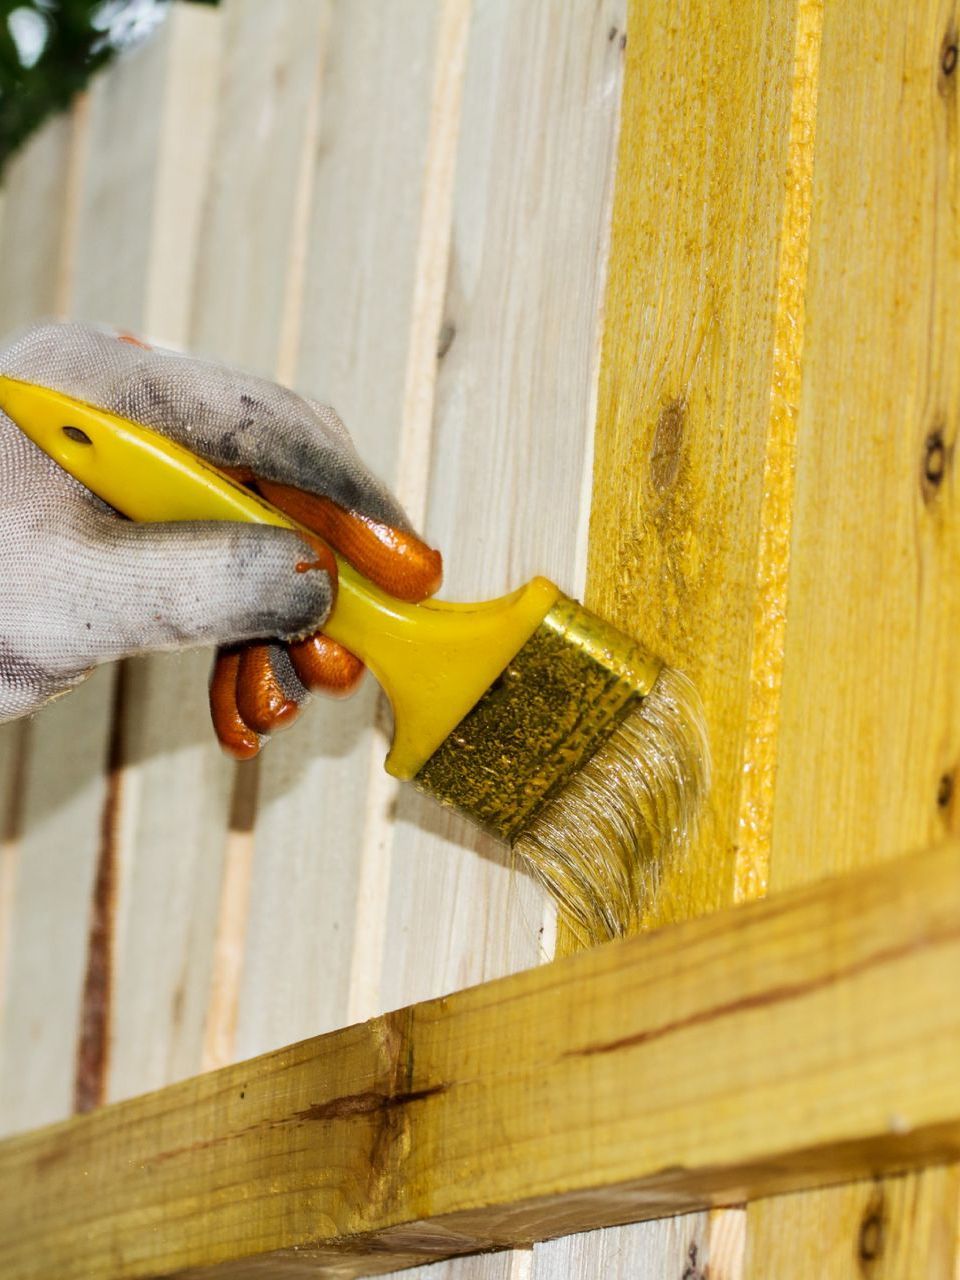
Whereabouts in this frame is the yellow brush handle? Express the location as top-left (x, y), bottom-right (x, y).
top-left (0, 376), bottom-right (559, 779)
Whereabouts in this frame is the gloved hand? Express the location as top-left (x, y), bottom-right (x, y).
top-left (0, 322), bottom-right (441, 756)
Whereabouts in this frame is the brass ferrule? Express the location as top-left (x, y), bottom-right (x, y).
top-left (412, 597), bottom-right (662, 842)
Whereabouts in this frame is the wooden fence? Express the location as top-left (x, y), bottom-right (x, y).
top-left (0, 1), bottom-right (958, 1276)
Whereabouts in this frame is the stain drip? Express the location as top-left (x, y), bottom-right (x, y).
top-left (73, 664), bottom-right (127, 1113)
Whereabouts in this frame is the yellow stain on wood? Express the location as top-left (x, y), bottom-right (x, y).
top-left (770, 0), bottom-right (960, 888)
top-left (746, 0), bottom-right (960, 1271)
top-left (582, 0), bottom-right (960, 1272)
top-left (746, 1166), bottom-right (960, 1279)
top-left (583, 0), bottom-right (823, 933)
top-left (734, 0), bottom-right (823, 903)
top-left (0, 839), bottom-right (959, 1279)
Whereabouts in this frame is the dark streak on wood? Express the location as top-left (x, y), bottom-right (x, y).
top-left (228, 753), bottom-right (260, 834)
top-left (293, 1083), bottom-right (448, 1124)
top-left (1, 719), bottom-right (29, 847)
top-left (857, 1183), bottom-right (886, 1272)
top-left (649, 396), bottom-right (687, 494)
top-left (73, 663), bottom-right (128, 1114)
top-left (566, 929), bottom-right (957, 1059)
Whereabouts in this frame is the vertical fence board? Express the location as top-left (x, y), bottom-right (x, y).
top-left (0, 95), bottom-right (106, 1136)
top-left (746, 1169), bottom-right (960, 1280)
top-left (184, 0), bottom-right (333, 1077)
top-left (0, 111), bottom-right (76, 333)
top-left (584, 0), bottom-right (820, 1270)
top-left (104, 1), bottom-right (222, 1105)
top-left (532, 1215), bottom-right (713, 1279)
top-left (377, 0), bottom-right (628, 1016)
top-left (232, 0), bottom-right (447, 1059)
top-left (375, 9), bottom-right (629, 1274)
top-left (0, 8), bottom-right (221, 1133)
top-left (0, 106), bottom-right (82, 1135)
top-left (748, 0), bottom-right (960, 1271)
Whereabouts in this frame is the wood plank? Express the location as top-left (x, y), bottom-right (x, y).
top-left (379, 4), bottom-right (630, 1272)
top-left (345, 0), bottom-right (471, 1034)
top-left (378, 0), bottom-right (629, 1012)
top-left (1, 838), bottom-right (959, 1279)
top-left (0, 89), bottom-right (107, 1135)
top-left (746, 1168), bottom-right (960, 1280)
top-left (103, 0), bottom-right (222, 1106)
top-left (194, 0), bottom-right (332, 1073)
top-left (770, 0), bottom-right (960, 887)
top-left (585, 0), bottom-right (820, 929)
top-left (0, 109), bottom-right (76, 334)
top-left (232, 0), bottom-right (451, 1058)
top-left (748, 0), bottom-right (960, 1267)
top-left (104, 0), bottom-right (342, 1107)
top-left (0, 3), bottom-right (221, 1131)
top-left (531, 1215), bottom-right (713, 1279)
top-left (0, 101), bottom-right (88, 1134)
top-left (579, 0), bottom-right (820, 1266)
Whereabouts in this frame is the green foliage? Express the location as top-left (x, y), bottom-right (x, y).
top-left (0, 1), bottom-right (217, 177)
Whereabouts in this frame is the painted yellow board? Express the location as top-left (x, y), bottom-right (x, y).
top-left (0, 839), bottom-right (958, 1278)
top-left (745, 1168), bottom-right (960, 1280)
top-left (585, 0), bottom-right (960, 1270)
top-left (747, 0), bottom-right (960, 1270)
top-left (584, 0), bottom-right (821, 931)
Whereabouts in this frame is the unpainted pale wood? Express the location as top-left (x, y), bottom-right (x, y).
top-left (0, 5), bottom-right (225, 1131)
top-left (378, 0), bottom-right (629, 1015)
top-left (0, 88), bottom-right (110, 1135)
top-left (345, 0), bottom-right (471, 1034)
top-left (194, 0), bottom-right (332, 1072)
top-left (1, 839), bottom-right (960, 1278)
top-left (0, 105), bottom-right (85, 1134)
top-left (0, 110), bottom-right (75, 334)
top-left (232, 0), bottom-right (449, 1060)
top-left (106, 0), bottom-right (338, 1105)
top-left (104, 1), bottom-right (223, 1106)
top-left (530, 1215), bottom-right (712, 1279)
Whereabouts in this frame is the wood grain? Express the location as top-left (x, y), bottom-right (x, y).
top-left (1, 838), bottom-right (959, 1278)
top-left (0, 104), bottom-right (85, 1133)
top-left (102, 1), bottom-right (223, 1106)
top-left (578, 0), bottom-right (822, 1267)
top-left (746, 1168), bottom-right (960, 1280)
top-left (231, 0), bottom-right (448, 1060)
top-left (586, 0), bottom-right (819, 929)
top-left (0, 89), bottom-right (115, 1136)
top-left (770, 0), bottom-right (960, 885)
top-left (378, 0), bottom-right (629, 1015)
top-left (745, 1), bottom-right (960, 1269)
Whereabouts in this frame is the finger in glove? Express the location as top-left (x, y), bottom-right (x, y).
top-left (287, 632), bottom-right (365, 696)
top-left (255, 480), bottom-right (442, 602)
top-left (210, 648), bottom-right (261, 760)
top-left (236, 642), bottom-right (302, 734)
top-left (216, 481), bottom-right (442, 759)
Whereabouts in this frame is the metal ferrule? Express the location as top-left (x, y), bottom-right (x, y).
top-left (412, 596), bottom-right (662, 842)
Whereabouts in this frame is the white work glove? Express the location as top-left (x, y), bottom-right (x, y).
top-left (0, 322), bottom-right (441, 755)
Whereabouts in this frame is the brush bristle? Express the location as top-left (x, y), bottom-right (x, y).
top-left (511, 665), bottom-right (710, 946)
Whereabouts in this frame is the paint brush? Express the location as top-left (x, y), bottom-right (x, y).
top-left (0, 375), bottom-right (709, 944)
